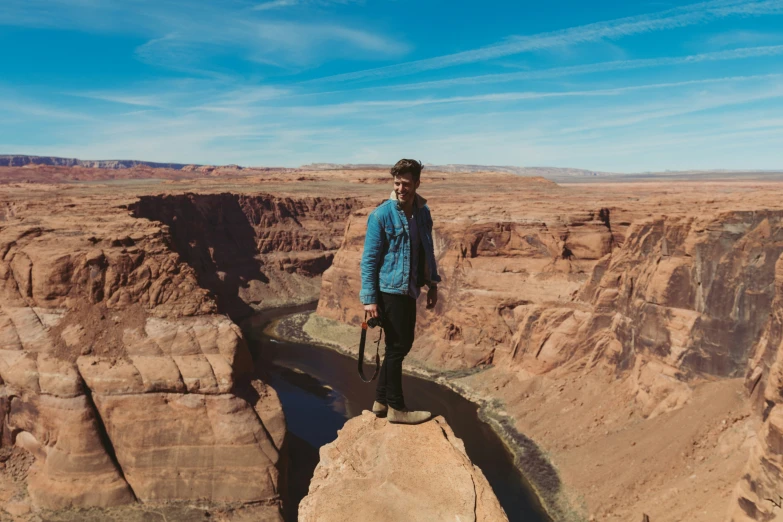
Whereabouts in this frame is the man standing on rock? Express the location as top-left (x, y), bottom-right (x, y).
top-left (360, 159), bottom-right (441, 425)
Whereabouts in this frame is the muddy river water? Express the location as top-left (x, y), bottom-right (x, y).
top-left (244, 305), bottom-right (549, 522)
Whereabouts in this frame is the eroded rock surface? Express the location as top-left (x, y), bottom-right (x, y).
top-left (314, 176), bottom-right (783, 521)
top-left (7, 169), bottom-right (783, 521)
top-left (729, 252), bottom-right (783, 521)
top-left (130, 193), bottom-right (360, 318)
top-left (0, 185), bottom-right (340, 518)
top-left (299, 412), bottom-right (507, 522)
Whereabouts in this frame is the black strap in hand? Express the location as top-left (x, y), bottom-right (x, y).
top-left (358, 311), bottom-right (382, 383)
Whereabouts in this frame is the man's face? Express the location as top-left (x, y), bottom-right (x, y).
top-left (393, 173), bottom-right (420, 205)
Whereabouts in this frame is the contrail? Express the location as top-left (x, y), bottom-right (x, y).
top-left (303, 0), bottom-right (783, 84)
top-left (389, 45), bottom-right (783, 91)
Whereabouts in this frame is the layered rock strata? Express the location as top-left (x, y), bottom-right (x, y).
top-left (299, 411), bottom-right (508, 522)
top-left (730, 251), bottom-right (783, 521)
top-left (131, 193), bottom-right (360, 318)
top-left (0, 186), bottom-right (359, 518)
top-left (5, 170), bottom-right (783, 521)
top-left (315, 179), bottom-right (783, 521)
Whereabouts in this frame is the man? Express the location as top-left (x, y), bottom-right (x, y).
top-left (360, 159), bottom-right (441, 425)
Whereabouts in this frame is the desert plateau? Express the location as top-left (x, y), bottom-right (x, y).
top-left (1, 161), bottom-right (783, 521)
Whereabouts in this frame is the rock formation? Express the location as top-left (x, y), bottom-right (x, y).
top-left (729, 251), bottom-right (783, 521)
top-left (0, 182), bottom-right (358, 519)
top-left (5, 166), bottom-right (783, 521)
top-left (130, 193), bottom-right (360, 318)
top-left (299, 411), bottom-right (508, 522)
top-left (315, 176), bottom-right (783, 520)
top-left (0, 155), bottom-right (192, 170)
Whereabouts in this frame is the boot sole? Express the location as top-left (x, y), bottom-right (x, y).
top-left (388, 416), bottom-right (432, 425)
top-left (372, 410), bottom-right (388, 418)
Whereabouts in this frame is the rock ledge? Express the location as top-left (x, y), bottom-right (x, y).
top-left (299, 411), bottom-right (508, 522)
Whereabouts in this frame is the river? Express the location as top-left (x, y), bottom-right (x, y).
top-left (243, 304), bottom-right (549, 522)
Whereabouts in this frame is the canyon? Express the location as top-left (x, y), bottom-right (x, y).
top-left (2, 165), bottom-right (783, 521)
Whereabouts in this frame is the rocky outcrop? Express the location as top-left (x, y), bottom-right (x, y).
top-left (299, 412), bottom-right (508, 522)
top-left (729, 251), bottom-right (783, 521)
top-left (323, 206), bottom-right (783, 382)
top-left (319, 204), bottom-right (615, 370)
top-left (6, 167), bottom-right (783, 521)
top-left (316, 181), bottom-right (783, 520)
top-left (130, 193), bottom-right (360, 318)
top-left (0, 189), bottom-right (290, 518)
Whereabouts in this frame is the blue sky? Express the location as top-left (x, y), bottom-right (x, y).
top-left (1, 0), bottom-right (782, 171)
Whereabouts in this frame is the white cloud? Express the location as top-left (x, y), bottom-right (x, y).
top-left (0, 0), bottom-right (407, 72)
top-left (67, 93), bottom-right (167, 108)
top-left (305, 0), bottom-right (783, 83)
top-left (387, 44), bottom-right (783, 91)
top-left (704, 29), bottom-right (783, 48)
top-left (252, 0), bottom-right (364, 9)
top-left (283, 74), bottom-right (783, 117)
top-left (253, 0), bottom-right (300, 10)
top-left (0, 88), bottom-right (95, 121)
top-left (2, 0), bottom-right (782, 171)
top-left (130, 18), bottom-right (407, 71)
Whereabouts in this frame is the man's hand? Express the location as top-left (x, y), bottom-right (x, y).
top-left (364, 303), bottom-right (379, 319)
top-left (426, 286), bottom-right (438, 309)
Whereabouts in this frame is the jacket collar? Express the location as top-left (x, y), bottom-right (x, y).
top-left (389, 191), bottom-right (427, 209)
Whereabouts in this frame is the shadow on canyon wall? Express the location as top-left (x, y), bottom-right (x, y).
top-left (130, 194), bottom-right (267, 320)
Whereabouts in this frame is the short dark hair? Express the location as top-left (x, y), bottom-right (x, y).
top-left (390, 159), bottom-right (423, 183)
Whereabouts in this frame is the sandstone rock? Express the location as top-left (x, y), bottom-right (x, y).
top-left (77, 357), bottom-right (145, 395)
top-left (9, 394), bottom-right (134, 509)
top-left (37, 353), bottom-right (83, 397)
top-left (93, 392), bottom-right (280, 503)
top-left (60, 323), bottom-right (85, 348)
top-left (730, 254), bottom-right (783, 521)
top-left (0, 189), bottom-right (292, 514)
top-left (205, 353), bottom-right (235, 393)
top-left (9, 165), bottom-right (783, 521)
top-left (130, 193), bottom-right (360, 320)
top-left (249, 379), bottom-right (286, 451)
top-left (0, 310), bottom-right (23, 350)
top-left (4, 501), bottom-right (31, 516)
top-left (130, 355), bottom-right (186, 393)
top-left (173, 354), bottom-right (220, 393)
top-left (299, 412), bottom-right (508, 522)
top-left (2, 306), bottom-right (52, 352)
top-left (0, 350), bottom-right (39, 393)
top-left (314, 178), bottom-right (783, 520)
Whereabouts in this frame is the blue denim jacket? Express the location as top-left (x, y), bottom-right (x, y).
top-left (360, 192), bottom-right (442, 305)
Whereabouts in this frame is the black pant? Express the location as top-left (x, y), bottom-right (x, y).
top-left (375, 292), bottom-right (417, 410)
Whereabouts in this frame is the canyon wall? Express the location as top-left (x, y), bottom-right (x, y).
top-left (730, 249), bottom-right (783, 522)
top-left (322, 206), bottom-right (783, 382)
top-left (0, 187), bottom-right (358, 518)
top-left (4, 170), bottom-right (783, 521)
top-left (131, 193), bottom-right (360, 318)
top-left (317, 182), bottom-right (783, 521)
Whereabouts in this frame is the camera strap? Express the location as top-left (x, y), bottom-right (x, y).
top-left (358, 311), bottom-right (382, 383)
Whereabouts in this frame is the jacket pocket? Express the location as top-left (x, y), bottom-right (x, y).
top-left (385, 225), bottom-right (404, 252)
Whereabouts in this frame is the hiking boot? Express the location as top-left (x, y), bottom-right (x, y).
top-left (371, 401), bottom-right (388, 417)
top-left (387, 407), bottom-right (431, 425)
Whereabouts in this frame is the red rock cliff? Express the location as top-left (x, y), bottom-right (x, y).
top-left (0, 187), bottom-right (358, 519)
top-left (131, 193), bottom-right (360, 319)
top-left (316, 180), bottom-right (783, 521)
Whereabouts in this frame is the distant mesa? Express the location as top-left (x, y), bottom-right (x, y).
top-left (2, 155), bottom-right (782, 184)
top-left (299, 162), bottom-right (613, 177)
top-left (0, 154), bottom-right (194, 170)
